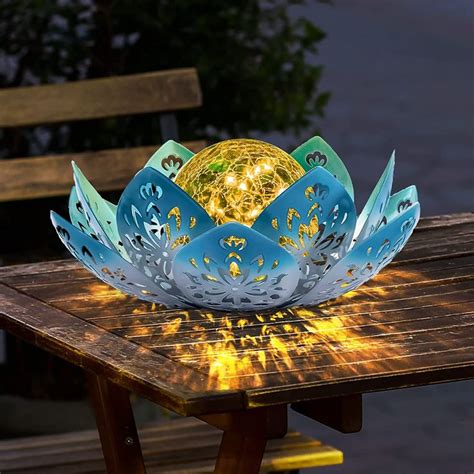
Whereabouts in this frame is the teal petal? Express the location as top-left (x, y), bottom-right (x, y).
top-left (51, 211), bottom-right (189, 307)
top-left (253, 167), bottom-right (356, 303)
top-left (291, 136), bottom-right (354, 200)
top-left (68, 186), bottom-right (96, 238)
top-left (72, 162), bottom-right (129, 260)
top-left (146, 140), bottom-right (194, 180)
top-left (382, 185), bottom-right (418, 225)
top-left (116, 166), bottom-right (215, 296)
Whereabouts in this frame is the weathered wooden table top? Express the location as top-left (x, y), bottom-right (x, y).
top-left (1, 213), bottom-right (473, 416)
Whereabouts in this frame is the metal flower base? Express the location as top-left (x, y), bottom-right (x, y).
top-left (51, 137), bottom-right (420, 311)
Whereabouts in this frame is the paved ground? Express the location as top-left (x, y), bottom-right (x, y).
top-left (267, 0), bottom-right (474, 215)
top-left (283, 2), bottom-right (474, 472)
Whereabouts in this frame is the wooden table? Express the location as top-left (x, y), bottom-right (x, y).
top-left (1, 213), bottom-right (473, 473)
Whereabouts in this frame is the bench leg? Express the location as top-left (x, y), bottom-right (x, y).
top-left (86, 373), bottom-right (146, 474)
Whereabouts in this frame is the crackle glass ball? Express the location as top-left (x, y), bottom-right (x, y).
top-left (175, 139), bottom-right (305, 226)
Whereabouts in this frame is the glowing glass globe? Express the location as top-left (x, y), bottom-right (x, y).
top-left (174, 138), bottom-right (305, 226)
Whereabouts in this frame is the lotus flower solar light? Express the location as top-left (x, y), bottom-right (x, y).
top-left (51, 137), bottom-right (420, 311)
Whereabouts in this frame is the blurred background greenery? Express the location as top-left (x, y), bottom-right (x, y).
top-left (0, 0), bottom-right (329, 158)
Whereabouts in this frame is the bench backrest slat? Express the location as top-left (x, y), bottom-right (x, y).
top-left (0, 69), bottom-right (201, 128)
top-left (0, 141), bottom-right (205, 202)
top-left (0, 68), bottom-right (204, 202)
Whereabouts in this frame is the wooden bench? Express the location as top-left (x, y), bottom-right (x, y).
top-left (0, 68), bottom-right (205, 202)
top-left (0, 417), bottom-right (342, 473)
top-left (0, 70), bottom-right (342, 473)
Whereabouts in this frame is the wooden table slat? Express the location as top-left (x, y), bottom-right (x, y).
top-left (0, 284), bottom-right (243, 415)
top-left (244, 351), bottom-right (474, 408)
top-left (415, 212), bottom-right (474, 230)
top-left (0, 212), bottom-right (473, 412)
top-left (144, 302), bottom-right (474, 348)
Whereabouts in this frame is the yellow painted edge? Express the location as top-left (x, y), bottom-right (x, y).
top-left (263, 446), bottom-right (344, 471)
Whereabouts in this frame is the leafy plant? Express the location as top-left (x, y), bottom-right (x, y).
top-left (0, 0), bottom-right (329, 157)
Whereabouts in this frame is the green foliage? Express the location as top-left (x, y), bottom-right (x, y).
top-left (0, 0), bottom-right (329, 157)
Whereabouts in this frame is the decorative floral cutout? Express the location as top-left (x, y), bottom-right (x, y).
top-left (173, 223), bottom-right (299, 311)
top-left (117, 167), bottom-right (215, 297)
top-left (145, 140), bottom-right (194, 180)
top-left (51, 211), bottom-right (186, 307)
top-left (160, 154), bottom-right (184, 179)
top-left (297, 203), bottom-right (420, 306)
top-left (253, 167), bottom-right (356, 303)
top-left (291, 136), bottom-right (354, 200)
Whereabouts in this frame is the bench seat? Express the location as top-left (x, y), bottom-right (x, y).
top-left (0, 417), bottom-right (342, 473)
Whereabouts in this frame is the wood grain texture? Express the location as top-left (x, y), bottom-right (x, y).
top-left (0, 283), bottom-right (242, 416)
top-left (0, 69), bottom-right (201, 127)
top-left (393, 220), bottom-right (474, 264)
top-left (0, 213), bottom-right (473, 413)
top-left (415, 212), bottom-right (474, 230)
top-left (0, 417), bottom-right (342, 473)
top-left (0, 141), bottom-right (206, 202)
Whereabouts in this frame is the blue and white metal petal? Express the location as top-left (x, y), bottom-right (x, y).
top-left (352, 153), bottom-right (395, 247)
top-left (290, 136), bottom-right (354, 200)
top-left (50, 211), bottom-right (187, 307)
top-left (381, 185), bottom-right (418, 226)
top-left (297, 202), bottom-right (420, 306)
top-left (116, 166), bottom-right (215, 295)
top-left (253, 167), bottom-right (357, 302)
top-left (173, 222), bottom-right (300, 311)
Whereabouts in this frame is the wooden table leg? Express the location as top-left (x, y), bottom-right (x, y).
top-left (200, 405), bottom-right (287, 474)
top-left (86, 372), bottom-right (146, 474)
top-left (214, 430), bottom-right (267, 473)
